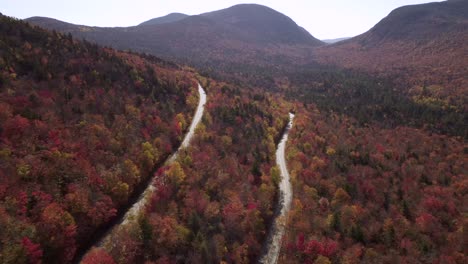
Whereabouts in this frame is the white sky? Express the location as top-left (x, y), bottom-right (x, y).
top-left (1, 0), bottom-right (445, 39)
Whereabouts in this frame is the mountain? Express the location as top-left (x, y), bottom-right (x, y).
top-left (138, 13), bottom-right (188, 26)
top-left (315, 0), bottom-right (468, 106)
top-left (2, 2), bottom-right (467, 264)
top-left (25, 16), bottom-right (90, 32)
top-left (0, 11), bottom-right (294, 264)
top-left (357, 0), bottom-right (467, 45)
top-left (201, 4), bottom-right (321, 45)
top-left (25, 4), bottom-right (323, 82)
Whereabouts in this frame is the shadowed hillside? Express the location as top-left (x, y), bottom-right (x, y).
top-left (315, 0), bottom-right (468, 107)
top-left (0, 14), bottom-right (198, 263)
top-left (25, 4), bottom-right (323, 81)
top-left (138, 13), bottom-right (189, 26)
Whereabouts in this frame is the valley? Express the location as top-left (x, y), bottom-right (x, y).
top-left (0, 1), bottom-right (467, 263)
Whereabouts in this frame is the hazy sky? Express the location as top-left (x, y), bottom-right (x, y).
top-left (1, 0), bottom-right (444, 39)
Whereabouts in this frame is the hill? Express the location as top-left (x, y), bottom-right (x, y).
top-left (201, 4), bottom-right (321, 45)
top-left (0, 14), bottom-right (199, 263)
top-left (314, 0), bottom-right (468, 107)
top-left (138, 13), bottom-right (189, 26)
top-left (2, 2), bottom-right (467, 263)
top-left (279, 103), bottom-right (467, 264)
top-left (25, 4), bottom-right (323, 82)
top-left (359, 0), bottom-right (467, 43)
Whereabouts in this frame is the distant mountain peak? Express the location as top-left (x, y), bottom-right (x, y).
top-left (215, 3), bottom-right (281, 12)
top-left (24, 3), bottom-right (324, 72)
top-left (202, 3), bottom-right (297, 24)
top-left (200, 3), bottom-right (322, 45)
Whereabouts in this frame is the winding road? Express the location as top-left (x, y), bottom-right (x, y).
top-left (81, 83), bottom-right (206, 259)
top-left (119, 83), bottom-right (206, 226)
top-left (260, 112), bottom-right (295, 264)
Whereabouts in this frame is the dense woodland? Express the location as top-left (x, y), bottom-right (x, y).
top-left (314, 0), bottom-right (468, 111)
top-left (84, 78), bottom-right (290, 263)
top-left (280, 106), bottom-right (467, 263)
top-left (0, 16), bottom-right (198, 263)
top-left (284, 67), bottom-right (467, 138)
top-left (0, 1), bottom-right (467, 263)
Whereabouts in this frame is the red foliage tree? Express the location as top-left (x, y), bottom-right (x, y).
top-left (82, 248), bottom-right (116, 264)
top-left (21, 237), bottom-right (43, 264)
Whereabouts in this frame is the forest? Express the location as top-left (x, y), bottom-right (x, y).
top-left (0, 15), bottom-right (199, 263)
top-left (0, 1), bottom-right (467, 263)
top-left (285, 67), bottom-right (467, 138)
top-left (279, 105), bottom-right (466, 263)
top-left (85, 78), bottom-right (291, 263)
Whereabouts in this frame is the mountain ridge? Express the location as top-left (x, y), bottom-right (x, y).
top-left (358, 0), bottom-right (467, 45)
top-left (26, 4), bottom-right (322, 46)
top-left (138, 12), bottom-right (189, 26)
top-left (24, 4), bottom-right (323, 82)
top-left (200, 4), bottom-right (322, 45)
top-left (0, 13), bottom-right (198, 263)
top-left (315, 0), bottom-right (468, 106)
top-left (23, 1), bottom-right (467, 99)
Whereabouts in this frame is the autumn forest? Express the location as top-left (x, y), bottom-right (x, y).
top-left (0, 1), bottom-right (467, 264)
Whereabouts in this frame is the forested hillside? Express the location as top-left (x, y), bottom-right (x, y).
top-left (279, 105), bottom-right (467, 263)
top-left (81, 77), bottom-right (292, 263)
top-left (0, 1), bottom-right (466, 264)
top-left (0, 15), bottom-right (198, 263)
top-left (25, 4), bottom-right (322, 85)
top-left (315, 0), bottom-right (468, 108)
top-left (284, 66), bottom-right (467, 138)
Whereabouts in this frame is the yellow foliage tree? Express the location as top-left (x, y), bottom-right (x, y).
top-left (124, 159), bottom-right (141, 186)
top-left (112, 182), bottom-right (129, 203)
top-left (167, 162), bottom-right (186, 185)
top-left (314, 255), bottom-right (332, 264)
top-left (331, 188), bottom-right (351, 208)
top-left (141, 141), bottom-right (159, 170)
top-left (176, 113), bottom-right (187, 131)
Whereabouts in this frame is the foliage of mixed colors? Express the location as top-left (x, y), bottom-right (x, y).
top-left (0, 15), bottom-right (198, 263)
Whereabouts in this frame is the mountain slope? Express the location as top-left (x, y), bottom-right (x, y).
top-left (360, 0), bottom-right (467, 44)
top-left (0, 14), bottom-right (198, 263)
top-left (138, 13), bottom-right (188, 26)
top-left (201, 4), bottom-right (322, 45)
top-left (315, 0), bottom-right (468, 106)
top-left (24, 4), bottom-right (323, 82)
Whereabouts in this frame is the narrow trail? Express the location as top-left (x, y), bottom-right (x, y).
top-left (260, 112), bottom-right (295, 264)
top-left (79, 84), bottom-right (206, 261)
